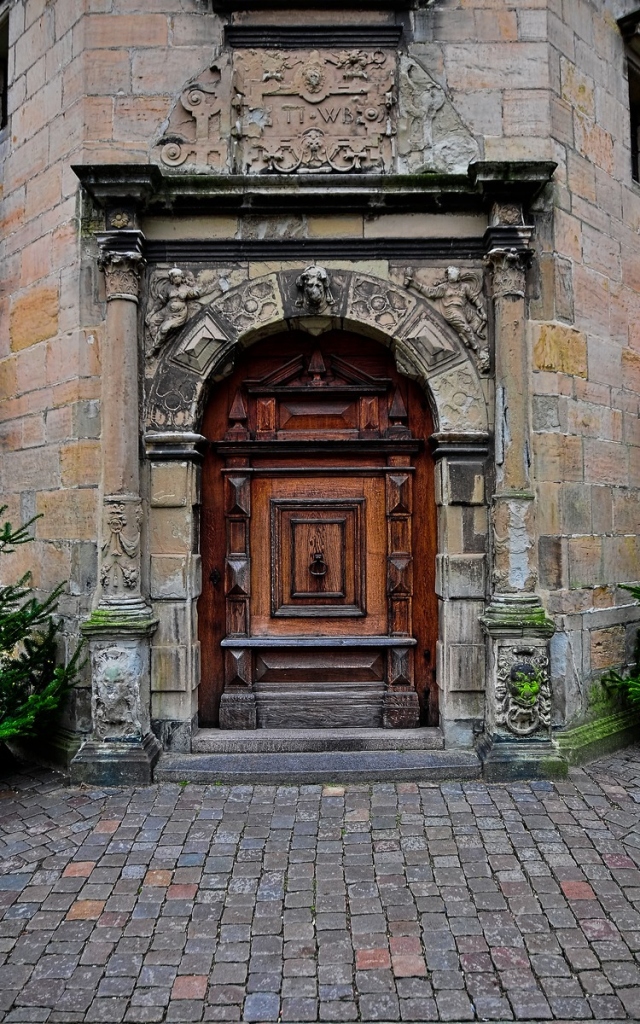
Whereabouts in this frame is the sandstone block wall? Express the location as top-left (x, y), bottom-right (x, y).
top-left (0, 0), bottom-right (639, 745)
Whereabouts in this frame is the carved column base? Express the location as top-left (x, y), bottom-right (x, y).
top-left (479, 738), bottom-right (567, 782)
top-left (382, 690), bottom-right (420, 729)
top-left (70, 732), bottom-right (162, 787)
top-left (219, 691), bottom-right (257, 730)
top-left (70, 617), bottom-right (159, 786)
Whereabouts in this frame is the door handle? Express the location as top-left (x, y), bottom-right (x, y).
top-left (309, 552), bottom-right (328, 577)
top-left (209, 568), bottom-right (222, 586)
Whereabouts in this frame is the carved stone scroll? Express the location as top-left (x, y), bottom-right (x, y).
top-left (156, 62), bottom-right (232, 171)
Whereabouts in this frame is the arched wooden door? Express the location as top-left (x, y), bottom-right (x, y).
top-left (198, 330), bottom-right (438, 729)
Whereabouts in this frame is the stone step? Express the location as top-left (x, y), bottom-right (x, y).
top-left (155, 747), bottom-right (481, 785)
top-left (192, 726), bottom-right (444, 754)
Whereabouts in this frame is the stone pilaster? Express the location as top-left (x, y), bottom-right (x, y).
top-left (481, 216), bottom-right (563, 780)
top-left (71, 229), bottom-right (160, 786)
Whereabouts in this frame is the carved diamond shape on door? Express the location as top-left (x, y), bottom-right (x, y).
top-left (271, 498), bottom-right (366, 617)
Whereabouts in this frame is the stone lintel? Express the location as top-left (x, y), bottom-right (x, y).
top-left (224, 24), bottom-right (404, 48)
top-left (213, 0), bottom-right (412, 9)
top-left (74, 161), bottom-right (557, 217)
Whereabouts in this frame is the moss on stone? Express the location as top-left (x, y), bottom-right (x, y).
top-left (82, 610), bottom-right (158, 637)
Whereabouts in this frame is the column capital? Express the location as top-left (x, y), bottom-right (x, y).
top-left (97, 230), bottom-right (145, 303)
top-left (484, 245), bottom-right (532, 300)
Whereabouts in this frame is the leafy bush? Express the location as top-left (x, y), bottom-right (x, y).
top-left (601, 584), bottom-right (640, 707)
top-left (0, 509), bottom-right (83, 742)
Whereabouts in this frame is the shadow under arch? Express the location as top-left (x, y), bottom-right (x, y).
top-left (145, 268), bottom-right (489, 440)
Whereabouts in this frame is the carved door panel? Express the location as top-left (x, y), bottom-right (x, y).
top-left (252, 477), bottom-right (386, 634)
top-left (199, 331), bottom-right (437, 729)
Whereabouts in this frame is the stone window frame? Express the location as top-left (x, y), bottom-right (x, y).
top-left (619, 9), bottom-right (640, 183)
top-left (0, 7), bottom-right (9, 133)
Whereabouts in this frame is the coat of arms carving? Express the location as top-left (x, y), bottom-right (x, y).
top-left (234, 48), bottom-right (396, 173)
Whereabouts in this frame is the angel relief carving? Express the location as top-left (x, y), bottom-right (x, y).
top-left (404, 267), bottom-right (489, 372)
top-left (145, 267), bottom-right (218, 356)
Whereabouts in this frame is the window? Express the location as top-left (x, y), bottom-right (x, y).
top-left (0, 17), bottom-right (7, 131)
top-left (620, 10), bottom-right (640, 183)
top-left (630, 58), bottom-right (640, 182)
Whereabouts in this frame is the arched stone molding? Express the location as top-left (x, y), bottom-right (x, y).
top-left (145, 269), bottom-right (489, 439)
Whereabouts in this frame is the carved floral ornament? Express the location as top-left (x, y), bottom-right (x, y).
top-left (100, 498), bottom-right (143, 599)
top-left (144, 267), bottom-right (490, 438)
top-left (98, 250), bottom-right (145, 302)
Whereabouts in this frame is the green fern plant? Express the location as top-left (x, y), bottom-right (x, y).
top-left (601, 584), bottom-right (640, 706)
top-left (0, 509), bottom-right (83, 742)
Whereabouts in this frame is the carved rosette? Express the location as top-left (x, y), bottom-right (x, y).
top-left (99, 497), bottom-right (143, 607)
top-left (495, 643), bottom-right (551, 738)
top-left (485, 247), bottom-right (528, 300)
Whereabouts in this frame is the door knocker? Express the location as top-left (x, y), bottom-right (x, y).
top-left (309, 551), bottom-right (328, 577)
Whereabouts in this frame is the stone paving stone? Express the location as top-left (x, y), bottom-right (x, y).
top-left (2, 751), bottom-right (640, 1019)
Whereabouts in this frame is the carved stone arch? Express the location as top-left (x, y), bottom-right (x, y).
top-left (145, 269), bottom-right (489, 437)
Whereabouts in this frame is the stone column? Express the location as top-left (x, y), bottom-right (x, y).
top-left (481, 212), bottom-right (563, 780)
top-left (71, 230), bottom-right (161, 786)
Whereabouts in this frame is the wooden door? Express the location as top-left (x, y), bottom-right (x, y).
top-left (199, 331), bottom-right (437, 729)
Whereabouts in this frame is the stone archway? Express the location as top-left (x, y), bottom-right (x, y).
top-left (143, 266), bottom-right (492, 750)
top-left (145, 268), bottom-right (489, 439)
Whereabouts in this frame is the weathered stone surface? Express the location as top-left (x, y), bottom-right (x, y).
top-left (589, 625), bottom-right (627, 671)
top-left (10, 285), bottom-right (59, 351)
top-left (397, 56), bottom-right (479, 173)
top-left (533, 323), bottom-right (588, 377)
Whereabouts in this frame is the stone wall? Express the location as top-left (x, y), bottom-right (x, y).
top-left (1, 0), bottom-right (639, 753)
top-left (530, 0), bottom-right (640, 724)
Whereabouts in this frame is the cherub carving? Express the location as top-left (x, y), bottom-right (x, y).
top-left (404, 266), bottom-right (489, 371)
top-left (295, 265), bottom-right (336, 314)
top-left (145, 267), bottom-right (218, 355)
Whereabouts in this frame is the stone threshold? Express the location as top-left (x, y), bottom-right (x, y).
top-left (155, 746), bottom-right (481, 784)
top-left (192, 726), bottom-right (444, 754)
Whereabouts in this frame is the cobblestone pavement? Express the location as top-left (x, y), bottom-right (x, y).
top-left (2, 750), bottom-right (640, 1023)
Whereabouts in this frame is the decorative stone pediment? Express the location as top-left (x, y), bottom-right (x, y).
top-left (153, 52), bottom-right (478, 174)
top-left (145, 267), bottom-right (489, 437)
